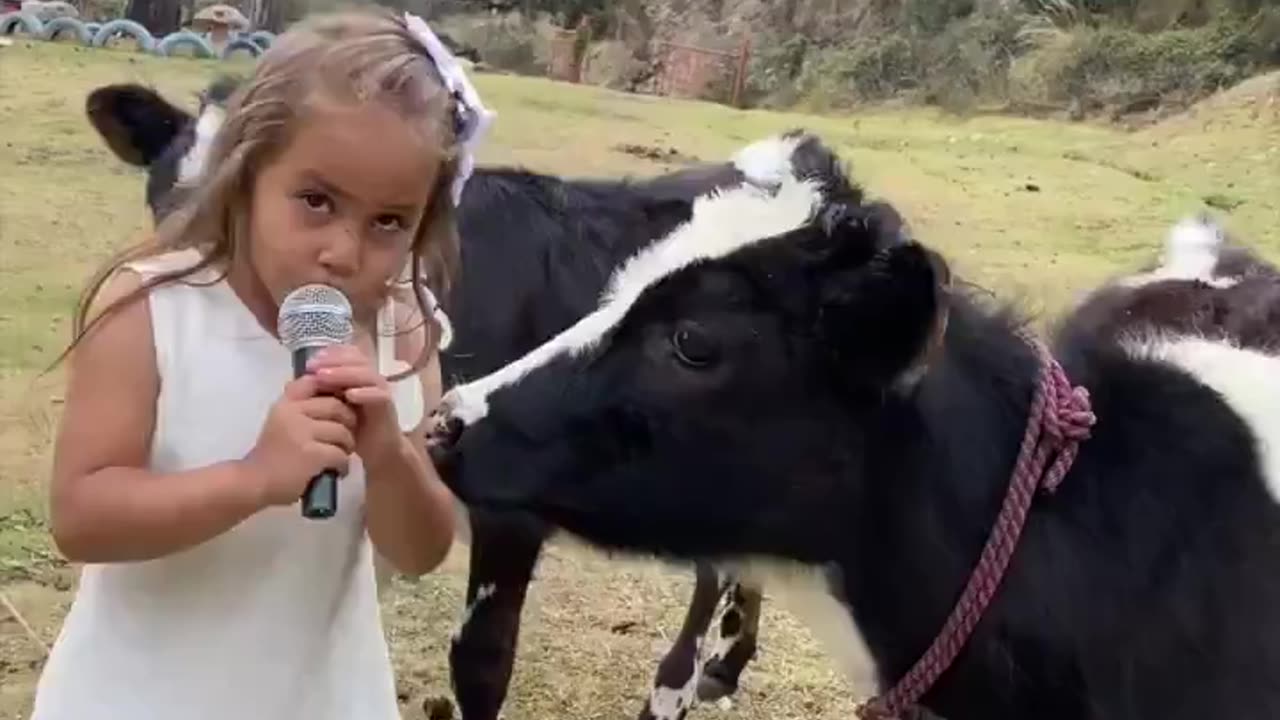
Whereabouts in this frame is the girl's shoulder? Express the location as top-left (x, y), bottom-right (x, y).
top-left (122, 248), bottom-right (217, 283)
top-left (377, 293), bottom-right (440, 434)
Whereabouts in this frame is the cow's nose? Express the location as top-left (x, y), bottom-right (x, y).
top-left (425, 406), bottom-right (465, 467)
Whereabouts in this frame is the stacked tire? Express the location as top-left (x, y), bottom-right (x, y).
top-left (91, 18), bottom-right (156, 52)
top-left (0, 11), bottom-right (276, 62)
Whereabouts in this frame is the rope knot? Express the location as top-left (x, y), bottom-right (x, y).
top-left (1033, 357), bottom-right (1096, 494)
top-left (1042, 363), bottom-right (1097, 443)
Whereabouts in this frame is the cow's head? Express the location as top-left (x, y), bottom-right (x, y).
top-left (86, 75), bottom-right (243, 222)
top-left (428, 131), bottom-right (949, 563)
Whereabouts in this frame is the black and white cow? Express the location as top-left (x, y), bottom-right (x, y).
top-left (428, 132), bottom-right (1280, 720)
top-left (84, 77), bottom-right (790, 720)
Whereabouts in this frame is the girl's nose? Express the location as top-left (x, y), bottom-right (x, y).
top-left (318, 223), bottom-right (360, 277)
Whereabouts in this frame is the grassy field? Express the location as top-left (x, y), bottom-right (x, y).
top-left (1, 35), bottom-right (1278, 720)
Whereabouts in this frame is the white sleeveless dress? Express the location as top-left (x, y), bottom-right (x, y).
top-left (30, 249), bottom-right (424, 720)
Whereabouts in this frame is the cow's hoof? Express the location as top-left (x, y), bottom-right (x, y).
top-left (695, 673), bottom-right (736, 702)
top-left (422, 695), bottom-right (454, 720)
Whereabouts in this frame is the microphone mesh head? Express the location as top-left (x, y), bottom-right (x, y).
top-left (277, 284), bottom-right (354, 351)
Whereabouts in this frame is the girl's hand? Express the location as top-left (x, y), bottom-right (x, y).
top-left (243, 375), bottom-right (358, 508)
top-left (307, 344), bottom-right (404, 461)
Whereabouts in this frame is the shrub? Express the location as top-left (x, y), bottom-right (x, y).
top-left (741, 34), bottom-right (810, 108)
top-left (1026, 10), bottom-right (1277, 112)
top-left (794, 33), bottom-right (922, 110)
top-left (790, 4), bottom-right (1035, 112)
top-left (435, 11), bottom-right (550, 76)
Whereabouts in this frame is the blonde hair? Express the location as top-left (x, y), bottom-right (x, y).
top-left (61, 7), bottom-right (462, 380)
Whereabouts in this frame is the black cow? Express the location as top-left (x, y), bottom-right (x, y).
top-left (84, 77), bottom-right (786, 720)
top-left (429, 131), bottom-right (1280, 720)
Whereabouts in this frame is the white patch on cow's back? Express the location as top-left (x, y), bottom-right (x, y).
top-left (731, 133), bottom-right (803, 188)
top-left (1118, 216), bottom-right (1240, 289)
top-left (1123, 335), bottom-right (1280, 504)
top-left (722, 557), bottom-right (876, 691)
top-left (178, 104), bottom-right (225, 183)
top-left (442, 162), bottom-right (824, 425)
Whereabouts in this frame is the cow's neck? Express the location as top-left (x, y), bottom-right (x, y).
top-left (846, 300), bottom-right (1077, 717)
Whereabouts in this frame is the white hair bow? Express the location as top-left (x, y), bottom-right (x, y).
top-left (395, 12), bottom-right (497, 352)
top-left (403, 11), bottom-right (496, 207)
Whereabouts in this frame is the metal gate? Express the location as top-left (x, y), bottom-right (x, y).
top-left (654, 37), bottom-right (750, 107)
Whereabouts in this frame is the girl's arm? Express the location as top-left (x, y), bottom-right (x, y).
top-left (50, 270), bottom-right (266, 563)
top-left (359, 316), bottom-right (457, 577)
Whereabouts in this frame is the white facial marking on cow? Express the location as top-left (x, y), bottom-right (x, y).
top-left (1118, 216), bottom-right (1240, 289)
top-left (441, 145), bottom-right (824, 425)
top-left (724, 558), bottom-right (876, 690)
top-left (1122, 335), bottom-right (1280, 504)
top-left (451, 582), bottom-right (497, 643)
top-left (178, 104), bottom-right (225, 183)
top-left (730, 133), bottom-right (803, 188)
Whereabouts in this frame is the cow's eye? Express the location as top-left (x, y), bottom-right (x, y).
top-left (671, 322), bottom-right (718, 369)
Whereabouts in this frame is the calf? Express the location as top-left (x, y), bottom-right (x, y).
top-left (429, 130), bottom-right (1280, 720)
top-left (85, 78), bottom-right (780, 720)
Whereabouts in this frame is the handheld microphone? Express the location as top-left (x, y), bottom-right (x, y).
top-left (277, 283), bottom-right (355, 520)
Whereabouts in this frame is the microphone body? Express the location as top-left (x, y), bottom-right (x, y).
top-left (277, 284), bottom-right (355, 520)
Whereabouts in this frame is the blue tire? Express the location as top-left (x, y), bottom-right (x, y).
top-left (220, 36), bottom-right (262, 59)
top-left (40, 16), bottom-right (91, 44)
top-left (84, 22), bottom-right (101, 37)
top-left (91, 18), bottom-right (156, 53)
top-left (156, 30), bottom-right (214, 58)
top-left (0, 11), bottom-right (44, 36)
top-left (248, 29), bottom-right (273, 50)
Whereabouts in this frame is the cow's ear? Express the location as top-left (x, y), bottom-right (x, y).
top-left (814, 208), bottom-right (950, 392)
top-left (86, 84), bottom-right (192, 167)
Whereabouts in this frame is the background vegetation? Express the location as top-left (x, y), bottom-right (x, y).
top-left (418, 0), bottom-right (1280, 123)
top-left (77, 0), bottom-right (1278, 122)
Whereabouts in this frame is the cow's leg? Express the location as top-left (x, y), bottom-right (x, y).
top-left (449, 511), bottom-right (547, 720)
top-left (639, 562), bottom-right (726, 720)
top-left (696, 579), bottom-right (763, 702)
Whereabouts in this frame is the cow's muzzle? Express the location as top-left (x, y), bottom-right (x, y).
top-left (425, 405), bottom-right (465, 470)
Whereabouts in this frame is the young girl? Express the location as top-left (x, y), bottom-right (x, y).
top-left (31, 8), bottom-right (493, 719)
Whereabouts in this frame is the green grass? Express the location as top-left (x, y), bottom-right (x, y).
top-left (0, 36), bottom-right (1277, 720)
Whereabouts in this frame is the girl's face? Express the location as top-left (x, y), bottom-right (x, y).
top-left (246, 100), bottom-right (442, 327)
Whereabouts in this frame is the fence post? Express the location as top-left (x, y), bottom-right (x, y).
top-left (732, 36), bottom-right (751, 108)
top-left (575, 16), bottom-right (591, 83)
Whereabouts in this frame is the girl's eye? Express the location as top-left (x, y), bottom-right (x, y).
top-left (373, 215), bottom-right (407, 233)
top-left (298, 191), bottom-right (332, 214)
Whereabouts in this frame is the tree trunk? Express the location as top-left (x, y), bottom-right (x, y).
top-left (247, 0), bottom-right (288, 32)
top-left (127, 0), bottom-right (181, 35)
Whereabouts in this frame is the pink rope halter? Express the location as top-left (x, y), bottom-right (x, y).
top-left (856, 331), bottom-right (1097, 720)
